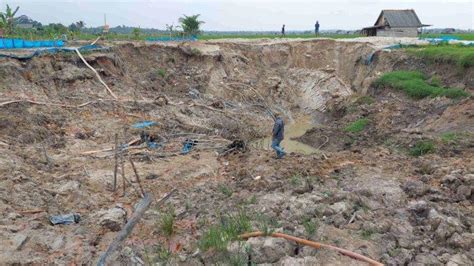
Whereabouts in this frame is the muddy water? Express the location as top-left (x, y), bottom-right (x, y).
top-left (253, 116), bottom-right (318, 155)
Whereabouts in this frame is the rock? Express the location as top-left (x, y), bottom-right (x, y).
top-left (329, 202), bottom-right (348, 214)
top-left (3, 233), bottom-right (29, 251)
top-left (57, 180), bottom-right (80, 194)
top-left (455, 185), bottom-right (471, 200)
top-left (50, 236), bottom-right (65, 251)
top-left (391, 220), bottom-right (414, 248)
top-left (97, 207), bottom-right (127, 231)
top-left (246, 236), bottom-right (293, 264)
top-left (7, 212), bottom-right (22, 220)
top-left (407, 200), bottom-right (430, 222)
top-left (402, 180), bottom-right (428, 197)
top-left (277, 256), bottom-right (319, 265)
top-left (446, 253), bottom-right (471, 266)
top-left (412, 253), bottom-right (440, 265)
top-left (448, 232), bottom-right (473, 249)
top-left (435, 217), bottom-right (462, 242)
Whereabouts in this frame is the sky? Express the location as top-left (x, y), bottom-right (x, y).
top-left (2, 0), bottom-right (473, 31)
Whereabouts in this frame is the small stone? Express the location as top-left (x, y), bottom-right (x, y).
top-left (97, 207), bottom-right (126, 232)
top-left (11, 234), bottom-right (28, 251)
top-left (329, 202), bottom-right (348, 214)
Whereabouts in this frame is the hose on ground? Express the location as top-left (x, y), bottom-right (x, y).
top-left (239, 231), bottom-right (383, 266)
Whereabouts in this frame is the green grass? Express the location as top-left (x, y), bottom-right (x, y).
top-left (409, 140), bottom-right (435, 156)
top-left (440, 132), bottom-right (460, 143)
top-left (199, 211), bottom-right (252, 252)
top-left (374, 71), bottom-right (469, 99)
top-left (344, 118), bottom-right (369, 133)
top-left (406, 44), bottom-right (474, 68)
top-left (355, 95), bottom-right (375, 105)
top-left (157, 68), bottom-right (166, 78)
top-left (303, 217), bottom-right (318, 237)
top-left (218, 184), bottom-right (233, 197)
top-left (290, 174), bottom-right (303, 186)
top-left (360, 229), bottom-right (375, 240)
top-left (198, 33), bottom-right (362, 40)
top-left (159, 206), bottom-right (176, 237)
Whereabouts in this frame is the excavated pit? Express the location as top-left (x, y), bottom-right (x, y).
top-left (0, 39), bottom-right (472, 265)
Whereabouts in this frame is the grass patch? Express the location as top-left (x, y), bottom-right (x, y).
top-left (374, 71), bottom-right (469, 99)
top-left (290, 174), bottom-right (303, 186)
top-left (409, 140), bottom-right (435, 156)
top-left (157, 68), bottom-right (167, 78)
top-left (199, 211), bottom-right (252, 252)
top-left (344, 118), bottom-right (369, 133)
top-left (406, 44), bottom-right (474, 68)
top-left (360, 229), bottom-right (374, 240)
top-left (218, 184), bottom-right (233, 197)
top-left (440, 132), bottom-right (460, 143)
top-left (303, 218), bottom-right (318, 237)
top-left (355, 95), bottom-right (375, 105)
top-left (159, 206), bottom-right (176, 237)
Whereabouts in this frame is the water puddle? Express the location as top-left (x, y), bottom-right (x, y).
top-left (252, 116), bottom-right (318, 155)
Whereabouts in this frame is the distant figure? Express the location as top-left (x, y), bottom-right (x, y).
top-left (271, 112), bottom-right (286, 159)
top-left (281, 24), bottom-right (285, 36)
top-left (315, 21), bottom-right (320, 35)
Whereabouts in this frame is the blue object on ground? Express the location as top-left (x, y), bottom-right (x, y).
top-left (0, 44), bottom-right (108, 59)
top-left (50, 213), bottom-right (81, 225)
top-left (181, 139), bottom-right (196, 154)
top-left (147, 141), bottom-right (160, 149)
top-left (0, 38), bottom-right (65, 49)
top-left (132, 121), bottom-right (158, 129)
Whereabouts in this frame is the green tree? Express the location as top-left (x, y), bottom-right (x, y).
top-left (179, 14), bottom-right (204, 36)
top-left (132, 27), bottom-right (141, 40)
top-left (0, 4), bottom-right (20, 35)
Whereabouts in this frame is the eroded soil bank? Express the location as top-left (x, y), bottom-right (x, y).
top-left (0, 38), bottom-right (472, 265)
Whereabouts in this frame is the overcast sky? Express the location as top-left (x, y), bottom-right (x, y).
top-left (3, 0), bottom-right (473, 30)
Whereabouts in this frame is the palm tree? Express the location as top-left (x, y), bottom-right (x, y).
top-left (178, 14), bottom-right (204, 36)
top-left (0, 4), bottom-right (20, 35)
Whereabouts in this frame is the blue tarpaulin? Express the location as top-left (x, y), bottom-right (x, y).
top-left (0, 38), bottom-right (64, 49)
top-left (0, 44), bottom-right (107, 60)
top-left (132, 121), bottom-right (158, 129)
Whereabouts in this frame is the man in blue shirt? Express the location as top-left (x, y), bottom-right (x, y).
top-left (271, 112), bottom-right (286, 159)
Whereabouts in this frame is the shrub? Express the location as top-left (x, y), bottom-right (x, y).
top-left (159, 206), bottom-right (175, 237)
top-left (344, 118), bottom-right (369, 133)
top-left (409, 140), bottom-right (435, 156)
top-left (374, 71), bottom-right (469, 99)
top-left (199, 211), bottom-right (252, 252)
top-left (218, 184), bottom-right (233, 197)
top-left (440, 132), bottom-right (459, 143)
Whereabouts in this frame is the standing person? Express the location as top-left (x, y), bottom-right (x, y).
top-left (281, 24), bottom-right (285, 36)
top-left (315, 21), bottom-right (320, 35)
top-left (271, 112), bottom-right (286, 159)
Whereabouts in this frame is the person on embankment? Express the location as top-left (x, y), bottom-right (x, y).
top-left (271, 112), bottom-right (286, 159)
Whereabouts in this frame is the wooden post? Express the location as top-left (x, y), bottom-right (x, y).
top-left (129, 158), bottom-right (145, 198)
top-left (96, 190), bottom-right (176, 266)
top-left (113, 134), bottom-right (119, 191)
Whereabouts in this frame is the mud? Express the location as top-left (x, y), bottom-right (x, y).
top-left (0, 38), bottom-right (472, 265)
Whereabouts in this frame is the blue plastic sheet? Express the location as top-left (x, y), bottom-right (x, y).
top-left (181, 139), bottom-right (196, 154)
top-left (0, 38), bottom-right (64, 49)
top-left (132, 121), bottom-right (158, 129)
top-left (50, 213), bottom-right (81, 225)
top-left (0, 44), bottom-right (107, 60)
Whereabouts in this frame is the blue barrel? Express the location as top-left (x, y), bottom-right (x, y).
top-left (0, 39), bottom-right (4, 49)
top-left (13, 39), bottom-right (24, 48)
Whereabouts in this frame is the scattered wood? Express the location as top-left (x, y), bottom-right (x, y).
top-left (113, 134), bottom-right (119, 191)
top-left (80, 138), bottom-right (140, 155)
top-left (129, 158), bottom-right (145, 198)
top-left (75, 48), bottom-right (118, 100)
top-left (97, 190), bottom-right (176, 266)
top-left (18, 209), bottom-right (46, 214)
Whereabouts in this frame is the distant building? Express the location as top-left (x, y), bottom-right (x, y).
top-left (362, 9), bottom-right (430, 37)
